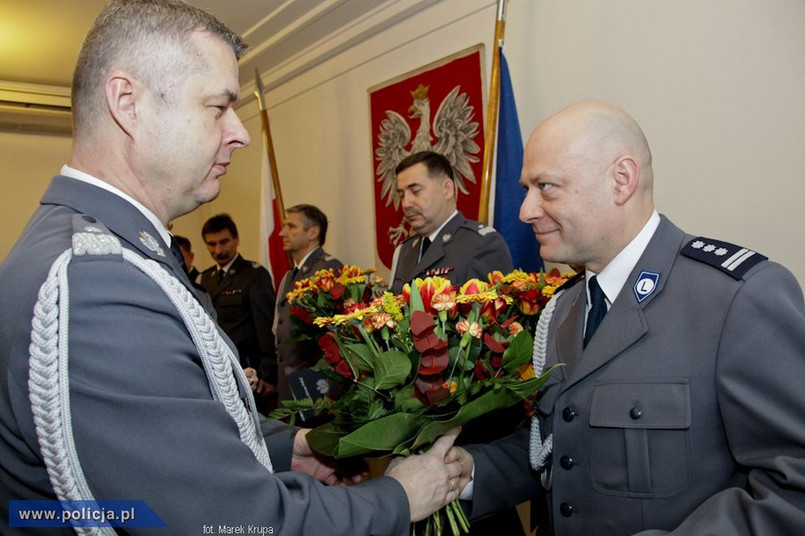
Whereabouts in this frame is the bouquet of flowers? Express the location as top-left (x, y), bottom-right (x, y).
top-left (274, 267), bottom-right (570, 535)
top-left (284, 265), bottom-right (377, 349)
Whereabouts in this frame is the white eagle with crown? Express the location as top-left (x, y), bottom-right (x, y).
top-left (374, 83), bottom-right (481, 245)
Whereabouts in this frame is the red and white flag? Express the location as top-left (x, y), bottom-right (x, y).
top-left (259, 146), bottom-right (289, 293)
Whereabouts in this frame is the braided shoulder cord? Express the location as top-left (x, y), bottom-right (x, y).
top-left (529, 289), bottom-right (564, 471)
top-left (28, 235), bottom-right (272, 534)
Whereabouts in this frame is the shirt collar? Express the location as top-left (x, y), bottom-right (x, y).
top-left (295, 246), bottom-right (320, 269)
top-left (220, 253), bottom-right (240, 274)
top-left (586, 210), bottom-right (660, 305)
top-left (427, 210), bottom-right (459, 243)
top-left (60, 165), bottom-right (172, 247)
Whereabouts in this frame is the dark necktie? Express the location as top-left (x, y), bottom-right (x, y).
top-left (420, 237), bottom-right (431, 260)
top-left (169, 239), bottom-right (187, 273)
top-left (584, 275), bottom-right (607, 348)
top-left (217, 269), bottom-right (226, 284)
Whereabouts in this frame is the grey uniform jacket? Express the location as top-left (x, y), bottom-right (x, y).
top-left (0, 176), bottom-right (409, 535)
top-left (274, 247), bottom-right (342, 400)
top-left (467, 215), bottom-right (805, 536)
top-left (389, 212), bottom-right (513, 294)
top-left (200, 255), bottom-right (278, 384)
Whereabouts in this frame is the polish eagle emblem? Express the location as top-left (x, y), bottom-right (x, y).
top-left (374, 84), bottom-right (481, 245)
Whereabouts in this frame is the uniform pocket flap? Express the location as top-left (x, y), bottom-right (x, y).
top-left (589, 379), bottom-right (690, 429)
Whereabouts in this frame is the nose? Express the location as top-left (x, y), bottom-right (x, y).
top-left (227, 109), bottom-right (250, 149)
top-left (519, 188), bottom-right (544, 224)
top-left (400, 191), bottom-right (412, 210)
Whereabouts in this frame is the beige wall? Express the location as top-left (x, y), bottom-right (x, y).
top-left (3, 0), bottom-right (805, 285)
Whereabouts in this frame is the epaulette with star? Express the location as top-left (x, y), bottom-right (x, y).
top-left (463, 221), bottom-right (499, 237)
top-left (681, 237), bottom-right (767, 280)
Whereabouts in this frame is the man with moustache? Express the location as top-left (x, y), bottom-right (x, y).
top-left (200, 213), bottom-right (278, 400)
top-left (388, 151), bottom-right (513, 294)
top-left (453, 101), bottom-right (805, 535)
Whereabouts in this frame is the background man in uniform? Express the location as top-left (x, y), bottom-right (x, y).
top-left (454, 101), bottom-right (805, 535)
top-left (274, 204), bottom-right (342, 402)
top-left (0, 2), bottom-right (464, 533)
top-left (389, 151), bottom-right (514, 294)
top-left (199, 213), bottom-right (277, 406)
top-left (390, 150), bottom-right (522, 535)
top-left (174, 233), bottom-right (201, 281)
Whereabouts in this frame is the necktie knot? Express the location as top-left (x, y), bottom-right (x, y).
top-left (584, 275), bottom-right (607, 348)
top-left (217, 268), bottom-right (225, 283)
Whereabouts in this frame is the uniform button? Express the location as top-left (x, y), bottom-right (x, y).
top-left (630, 404), bottom-right (643, 420)
top-left (559, 455), bottom-right (574, 470)
top-left (560, 502), bottom-right (574, 517)
top-left (562, 407), bottom-right (578, 422)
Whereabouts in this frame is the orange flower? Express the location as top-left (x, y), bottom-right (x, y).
top-left (406, 277), bottom-right (457, 315)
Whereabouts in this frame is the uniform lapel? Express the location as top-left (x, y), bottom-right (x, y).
top-left (556, 216), bottom-right (685, 392)
top-left (412, 213), bottom-right (463, 276)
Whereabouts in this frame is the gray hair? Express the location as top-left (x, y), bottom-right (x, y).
top-left (72, 0), bottom-right (247, 134)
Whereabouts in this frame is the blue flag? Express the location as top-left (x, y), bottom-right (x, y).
top-left (493, 48), bottom-right (543, 272)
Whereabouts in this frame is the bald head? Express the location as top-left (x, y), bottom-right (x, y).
top-left (519, 101), bottom-right (656, 272)
top-left (533, 101), bottom-right (653, 193)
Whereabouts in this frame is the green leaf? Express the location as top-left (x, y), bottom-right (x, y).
top-left (334, 412), bottom-right (424, 458)
top-left (373, 350), bottom-right (412, 389)
top-left (342, 342), bottom-right (375, 372)
top-left (502, 329), bottom-right (534, 372)
top-left (409, 279), bottom-right (425, 313)
top-left (411, 378), bottom-right (549, 450)
top-left (306, 423), bottom-right (345, 457)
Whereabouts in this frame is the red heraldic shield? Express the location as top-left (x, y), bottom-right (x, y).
top-left (369, 45), bottom-right (486, 269)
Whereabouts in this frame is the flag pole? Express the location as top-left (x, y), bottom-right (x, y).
top-left (254, 70), bottom-right (293, 272)
top-left (478, 0), bottom-right (507, 224)
top-left (255, 69), bottom-right (286, 228)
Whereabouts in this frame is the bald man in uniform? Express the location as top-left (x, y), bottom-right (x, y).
top-left (455, 101), bottom-right (805, 536)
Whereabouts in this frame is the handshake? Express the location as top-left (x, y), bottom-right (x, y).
top-left (291, 427), bottom-right (474, 523)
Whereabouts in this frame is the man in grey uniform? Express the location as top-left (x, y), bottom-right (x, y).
top-left (454, 101), bottom-right (805, 535)
top-left (199, 213), bottom-right (278, 403)
top-left (0, 1), bottom-right (464, 534)
top-left (388, 151), bottom-right (513, 294)
top-left (274, 204), bottom-right (342, 402)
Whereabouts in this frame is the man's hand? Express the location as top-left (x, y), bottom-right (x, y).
top-left (385, 428), bottom-right (464, 522)
top-left (290, 429), bottom-right (367, 486)
top-left (449, 446), bottom-right (474, 495)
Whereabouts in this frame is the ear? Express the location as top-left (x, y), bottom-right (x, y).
top-left (442, 177), bottom-right (456, 201)
top-left (306, 225), bottom-right (321, 242)
top-left (611, 155), bottom-right (640, 206)
top-left (105, 71), bottom-right (139, 136)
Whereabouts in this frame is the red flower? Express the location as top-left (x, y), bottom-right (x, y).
top-left (331, 282), bottom-right (345, 300)
top-left (318, 333), bottom-right (341, 364)
top-left (474, 360), bottom-right (490, 381)
top-left (483, 333), bottom-right (506, 354)
top-left (333, 359), bottom-right (352, 378)
top-left (414, 375), bottom-right (451, 404)
top-left (290, 305), bottom-right (313, 325)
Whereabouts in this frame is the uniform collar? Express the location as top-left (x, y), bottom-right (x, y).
top-left (588, 210), bottom-right (660, 305)
top-left (60, 165), bottom-right (172, 247)
top-left (294, 246), bottom-right (321, 269)
top-left (427, 210), bottom-right (459, 242)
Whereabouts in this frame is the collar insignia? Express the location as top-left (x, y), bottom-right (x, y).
top-left (633, 271), bottom-right (660, 303)
top-left (442, 233), bottom-right (451, 243)
top-left (138, 231), bottom-right (165, 257)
